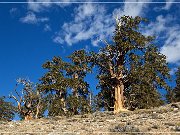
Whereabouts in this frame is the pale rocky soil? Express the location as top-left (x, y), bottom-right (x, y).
top-left (0, 102), bottom-right (180, 135)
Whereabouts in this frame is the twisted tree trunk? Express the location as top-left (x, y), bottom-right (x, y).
top-left (114, 83), bottom-right (126, 114)
top-left (108, 61), bottom-right (128, 114)
top-left (24, 113), bottom-right (33, 120)
top-left (72, 73), bottom-right (79, 115)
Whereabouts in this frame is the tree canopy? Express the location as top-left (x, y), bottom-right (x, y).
top-left (2, 15), bottom-right (176, 120)
top-left (92, 16), bottom-right (170, 112)
top-left (0, 96), bottom-right (15, 121)
top-left (10, 79), bottom-right (46, 120)
top-left (167, 67), bottom-right (180, 102)
top-left (173, 67), bottom-right (180, 102)
top-left (38, 50), bottom-right (92, 116)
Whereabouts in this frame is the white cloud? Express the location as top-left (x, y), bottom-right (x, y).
top-left (162, 0), bottom-right (175, 10)
top-left (143, 15), bottom-right (169, 37)
top-left (153, 0), bottom-right (175, 11)
top-left (53, 36), bottom-right (64, 44)
top-left (20, 12), bottom-right (49, 24)
top-left (74, 3), bottom-right (96, 21)
top-left (44, 24), bottom-right (51, 31)
top-left (27, 0), bottom-right (91, 12)
top-left (169, 67), bottom-right (178, 75)
top-left (113, 0), bottom-right (150, 18)
top-left (53, 4), bottom-right (113, 46)
top-left (23, 0), bottom-right (180, 65)
top-left (143, 15), bottom-right (180, 64)
top-left (160, 27), bottom-right (180, 64)
top-left (9, 8), bottom-right (18, 15)
top-left (9, 8), bottom-right (20, 18)
top-left (27, 0), bottom-right (52, 12)
top-left (53, 1), bottom-right (150, 46)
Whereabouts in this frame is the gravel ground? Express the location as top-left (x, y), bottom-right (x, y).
top-left (0, 102), bottom-right (180, 135)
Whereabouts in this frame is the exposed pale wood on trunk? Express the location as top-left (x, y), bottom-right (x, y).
top-left (71, 73), bottom-right (79, 114)
top-left (112, 65), bottom-right (127, 114)
top-left (10, 94), bottom-right (35, 120)
top-left (57, 90), bottom-right (67, 114)
top-left (24, 113), bottom-right (33, 120)
top-left (35, 100), bottom-right (40, 119)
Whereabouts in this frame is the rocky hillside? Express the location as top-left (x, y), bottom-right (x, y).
top-left (0, 102), bottom-right (180, 135)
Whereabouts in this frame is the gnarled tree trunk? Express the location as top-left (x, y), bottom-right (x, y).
top-left (24, 113), bottom-right (33, 120)
top-left (57, 90), bottom-right (67, 114)
top-left (114, 82), bottom-right (126, 114)
top-left (72, 73), bottom-right (79, 115)
top-left (108, 61), bottom-right (127, 114)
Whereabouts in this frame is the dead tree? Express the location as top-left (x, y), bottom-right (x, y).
top-left (10, 79), bottom-right (42, 120)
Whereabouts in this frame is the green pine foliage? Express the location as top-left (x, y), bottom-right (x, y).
top-left (38, 50), bottom-right (92, 116)
top-left (126, 44), bottom-right (169, 109)
top-left (38, 56), bottom-right (70, 116)
top-left (4, 16), bottom-right (173, 118)
top-left (173, 67), bottom-right (180, 102)
top-left (0, 96), bottom-right (15, 121)
top-left (91, 16), bottom-right (170, 110)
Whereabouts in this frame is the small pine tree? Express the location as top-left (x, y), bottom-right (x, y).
top-left (38, 50), bottom-right (92, 116)
top-left (38, 56), bottom-right (68, 116)
top-left (66, 50), bottom-right (92, 115)
top-left (0, 96), bottom-right (15, 121)
top-left (172, 67), bottom-right (180, 102)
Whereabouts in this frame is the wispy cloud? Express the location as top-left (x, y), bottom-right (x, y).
top-left (18, 0), bottom-right (180, 65)
top-left (143, 15), bottom-right (180, 64)
top-left (160, 26), bottom-right (180, 64)
top-left (153, 0), bottom-right (175, 12)
top-left (53, 4), bottom-right (113, 46)
top-left (169, 67), bottom-right (178, 75)
top-left (53, 1), bottom-right (150, 46)
top-left (44, 24), bottom-right (51, 31)
top-left (20, 12), bottom-right (49, 24)
top-left (162, 0), bottom-right (175, 10)
top-left (27, 0), bottom-right (52, 12)
top-left (9, 8), bottom-right (20, 18)
top-left (143, 15), bottom-right (169, 37)
top-left (27, 0), bottom-right (91, 12)
top-left (113, 0), bottom-right (150, 18)
top-left (9, 8), bottom-right (18, 15)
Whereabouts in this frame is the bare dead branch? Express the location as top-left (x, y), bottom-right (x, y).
top-left (10, 95), bottom-right (21, 111)
top-left (14, 84), bottom-right (21, 100)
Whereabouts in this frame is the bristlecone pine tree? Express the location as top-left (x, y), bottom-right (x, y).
top-left (171, 67), bottom-right (180, 102)
top-left (38, 50), bottom-right (92, 116)
top-left (66, 50), bottom-right (92, 115)
top-left (93, 16), bottom-right (170, 114)
top-left (38, 57), bottom-right (68, 116)
top-left (10, 79), bottom-right (45, 120)
top-left (0, 96), bottom-right (15, 121)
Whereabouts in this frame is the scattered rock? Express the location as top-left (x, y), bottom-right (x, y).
top-left (174, 108), bottom-right (179, 112)
top-left (171, 103), bottom-right (180, 109)
top-left (175, 126), bottom-right (180, 131)
top-left (165, 122), bottom-right (175, 126)
top-left (110, 124), bottom-right (140, 133)
top-left (151, 125), bottom-right (158, 129)
top-left (0, 102), bottom-right (179, 134)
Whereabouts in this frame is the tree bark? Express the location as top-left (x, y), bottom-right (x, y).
top-left (35, 100), bottom-right (41, 119)
top-left (114, 82), bottom-right (127, 114)
top-left (72, 73), bottom-right (79, 114)
top-left (24, 114), bottom-right (33, 121)
top-left (61, 97), bottom-right (67, 114)
top-left (108, 60), bottom-right (127, 113)
top-left (57, 90), bottom-right (67, 114)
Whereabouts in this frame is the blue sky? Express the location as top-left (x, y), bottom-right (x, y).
top-left (0, 0), bottom-right (180, 102)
